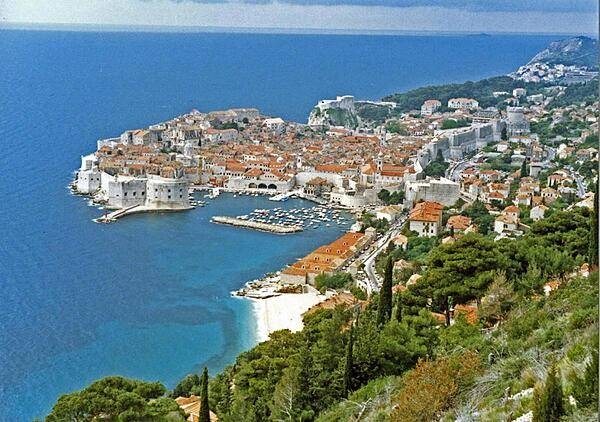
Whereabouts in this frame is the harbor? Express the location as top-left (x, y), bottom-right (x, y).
top-left (233, 205), bottom-right (349, 229)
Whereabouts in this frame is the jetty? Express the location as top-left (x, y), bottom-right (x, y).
top-left (94, 203), bottom-right (193, 223)
top-left (211, 216), bottom-right (303, 233)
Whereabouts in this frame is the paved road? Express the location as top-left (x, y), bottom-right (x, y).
top-left (573, 172), bottom-right (587, 198)
top-left (360, 215), bottom-right (407, 295)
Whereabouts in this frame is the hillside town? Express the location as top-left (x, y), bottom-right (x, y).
top-left (52, 30), bottom-right (599, 422)
top-left (74, 74), bottom-right (598, 303)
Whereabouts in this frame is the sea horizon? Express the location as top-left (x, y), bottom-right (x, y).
top-left (2, 21), bottom-right (598, 38)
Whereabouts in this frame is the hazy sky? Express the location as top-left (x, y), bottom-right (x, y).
top-left (1, 0), bottom-right (598, 34)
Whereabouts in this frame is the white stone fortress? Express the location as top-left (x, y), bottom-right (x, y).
top-left (75, 153), bottom-right (191, 214)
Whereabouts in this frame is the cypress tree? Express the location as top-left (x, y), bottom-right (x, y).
top-left (501, 126), bottom-right (508, 141)
top-left (342, 324), bottom-right (354, 397)
top-left (572, 348), bottom-right (599, 407)
top-left (377, 257), bottom-right (393, 325)
top-left (394, 293), bottom-right (403, 323)
top-left (520, 158), bottom-right (528, 177)
top-left (533, 365), bottom-right (563, 422)
top-left (200, 367), bottom-right (210, 422)
top-left (589, 178), bottom-right (598, 266)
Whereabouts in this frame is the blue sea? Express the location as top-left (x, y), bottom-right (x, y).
top-left (0, 29), bottom-right (557, 420)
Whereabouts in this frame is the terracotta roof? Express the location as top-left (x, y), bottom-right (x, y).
top-left (409, 201), bottom-right (443, 223)
top-left (447, 215), bottom-right (472, 231)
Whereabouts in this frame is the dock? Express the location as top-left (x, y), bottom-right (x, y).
top-left (211, 216), bottom-right (303, 233)
top-left (94, 203), bottom-right (193, 223)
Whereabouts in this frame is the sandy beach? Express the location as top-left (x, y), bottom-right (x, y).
top-left (250, 288), bottom-right (328, 342)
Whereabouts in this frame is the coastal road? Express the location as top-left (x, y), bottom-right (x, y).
top-left (361, 215), bottom-right (407, 295)
top-left (573, 172), bottom-right (587, 198)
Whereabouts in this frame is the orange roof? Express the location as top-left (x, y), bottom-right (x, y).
top-left (244, 168), bottom-right (263, 177)
top-left (504, 205), bottom-right (520, 213)
top-left (315, 164), bottom-right (349, 173)
top-left (453, 304), bottom-right (478, 324)
top-left (409, 201), bottom-right (443, 223)
top-left (447, 215), bottom-right (472, 231)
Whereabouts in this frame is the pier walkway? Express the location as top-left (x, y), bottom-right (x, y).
top-left (211, 216), bottom-right (303, 233)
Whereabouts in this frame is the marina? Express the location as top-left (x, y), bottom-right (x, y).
top-left (234, 205), bottom-right (350, 230)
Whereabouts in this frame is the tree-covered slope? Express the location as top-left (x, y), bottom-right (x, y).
top-left (382, 76), bottom-right (542, 112)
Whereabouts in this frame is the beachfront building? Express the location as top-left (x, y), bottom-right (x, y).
top-left (280, 230), bottom-right (375, 285)
top-left (447, 98), bottom-right (479, 110)
top-left (408, 201), bottom-right (443, 237)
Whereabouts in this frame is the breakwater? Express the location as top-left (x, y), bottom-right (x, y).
top-left (211, 216), bottom-right (303, 233)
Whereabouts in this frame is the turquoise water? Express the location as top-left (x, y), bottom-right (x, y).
top-left (0, 29), bottom-right (557, 420)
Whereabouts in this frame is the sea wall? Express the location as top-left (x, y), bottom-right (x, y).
top-left (211, 216), bottom-right (303, 233)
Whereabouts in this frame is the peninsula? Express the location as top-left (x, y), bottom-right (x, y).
top-left (58, 35), bottom-right (599, 422)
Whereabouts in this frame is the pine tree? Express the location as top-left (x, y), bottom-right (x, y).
top-left (589, 178), bottom-right (598, 266)
top-left (199, 367), bottom-right (210, 422)
top-left (533, 365), bottom-right (563, 422)
top-left (342, 324), bottom-right (354, 397)
top-left (377, 257), bottom-right (393, 325)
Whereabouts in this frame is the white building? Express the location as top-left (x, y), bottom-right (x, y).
top-left (202, 128), bottom-right (238, 144)
top-left (316, 95), bottom-right (355, 112)
top-left (408, 201), bottom-right (443, 237)
top-left (75, 153), bottom-right (102, 194)
top-left (105, 175), bottom-right (148, 209)
top-left (447, 98), bottom-right (479, 110)
top-left (145, 176), bottom-right (190, 209)
top-left (375, 205), bottom-right (402, 222)
top-left (421, 99), bottom-right (441, 115)
top-left (506, 107), bottom-right (530, 137)
top-left (512, 88), bottom-right (527, 97)
top-left (530, 204), bottom-right (549, 221)
top-left (262, 117), bottom-right (286, 134)
top-left (406, 177), bottom-right (460, 207)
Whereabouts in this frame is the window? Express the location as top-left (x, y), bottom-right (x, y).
top-left (133, 192), bottom-right (136, 196)
top-left (168, 195), bottom-right (171, 199)
top-left (124, 192), bottom-right (127, 196)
